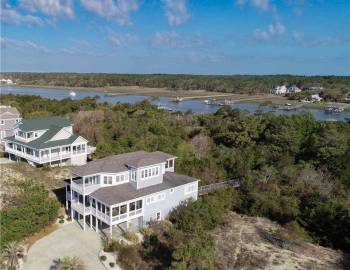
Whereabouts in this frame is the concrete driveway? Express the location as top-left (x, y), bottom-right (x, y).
top-left (24, 222), bottom-right (105, 270)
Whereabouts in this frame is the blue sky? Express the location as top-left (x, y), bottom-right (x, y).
top-left (1, 0), bottom-right (350, 75)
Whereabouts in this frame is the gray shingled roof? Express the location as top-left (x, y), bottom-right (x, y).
top-left (18, 117), bottom-right (71, 132)
top-left (0, 106), bottom-right (20, 119)
top-left (70, 151), bottom-right (176, 176)
top-left (5, 132), bottom-right (80, 150)
top-left (90, 172), bottom-right (197, 205)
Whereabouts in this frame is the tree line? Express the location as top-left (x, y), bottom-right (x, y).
top-left (3, 72), bottom-right (350, 97)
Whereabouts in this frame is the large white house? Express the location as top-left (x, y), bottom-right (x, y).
top-left (0, 106), bottom-right (21, 143)
top-left (287, 85), bottom-right (302, 94)
top-left (4, 116), bottom-right (94, 166)
top-left (65, 151), bottom-right (199, 235)
top-left (271, 85), bottom-right (288, 95)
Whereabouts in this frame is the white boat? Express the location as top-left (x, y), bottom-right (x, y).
top-left (69, 91), bottom-right (76, 97)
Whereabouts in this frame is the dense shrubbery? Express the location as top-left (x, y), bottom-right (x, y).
top-left (0, 181), bottom-right (60, 247)
top-left (3, 72), bottom-right (350, 98)
top-left (1, 94), bottom-right (349, 255)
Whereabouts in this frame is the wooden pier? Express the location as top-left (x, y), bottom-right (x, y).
top-left (198, 179), bottom-right (240, 196)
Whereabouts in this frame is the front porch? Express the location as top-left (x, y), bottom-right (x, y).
top-left (72, 209), bottom-right (143, 240)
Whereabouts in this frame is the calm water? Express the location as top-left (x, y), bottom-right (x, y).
top-left (1, 86), bottom-right (350, 121)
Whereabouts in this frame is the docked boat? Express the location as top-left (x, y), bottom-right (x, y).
top-left (278, 103), bottom-right (299, 111)
top-left (172, 97), bottom-right (183, 102)
top-left (204, 99), bottom-right (216, 105)
top-left (157, 104), bottom-right (173, 112)
top-left (69, 91), bottom-right (76, 97)
top-left (325, 106), bottom-right (344, 114)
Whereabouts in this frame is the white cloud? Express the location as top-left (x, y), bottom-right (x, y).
top-left (292, 31), bottom-right (350, 47)
top-left (107, 30), bottom-right (137, 47)
top-left (0, 37), bottom-right (49, 52)
top-left (1, 1), bottom-right (46, 25)
top-left (80, 0), bottom-right (139, 25)
top-left (162, 0), bottom-right (189, 26)
top-left (20, 0), bottom-right (74, 18)
top-left (236, 0), bottom-right (271, 12)
top-left (151, 31), bottom-right (204, 48)
top-left (253, 22), bottom-right (285, 41)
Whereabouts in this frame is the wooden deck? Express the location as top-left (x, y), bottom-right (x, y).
top-left (198, 179), bottom-right (240, 196)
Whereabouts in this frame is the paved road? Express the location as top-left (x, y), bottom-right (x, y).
top-left (24, 222), bottom-right (105, 270)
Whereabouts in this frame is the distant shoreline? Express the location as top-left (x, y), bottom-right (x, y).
top-left (2, 84), bottom-right (350, 111)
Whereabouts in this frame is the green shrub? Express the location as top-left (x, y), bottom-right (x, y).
top-left (100, 255), bottom-right (107, 261)
top-left (109, 262), bottom-right (115, 267)
top-left (0, 181), bottom-right (59, 247)
top-left (59, 219), bottom-right (64, 224)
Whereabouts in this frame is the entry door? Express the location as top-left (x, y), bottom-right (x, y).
top-left (156, 211), bottom-right (161, 221)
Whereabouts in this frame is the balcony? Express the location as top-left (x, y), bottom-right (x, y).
top-left (71, 201), bottom-right (91, 215)
top-left (70, 180), bottom-right (100, 194)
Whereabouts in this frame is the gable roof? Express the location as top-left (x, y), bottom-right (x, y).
top-left (18, 116), bottom-right (72, 132)
top-left (90, 172), bottom-right (197, 205)
top-left (70, 151), bottom-right (176, 176)
top-left (0, 106), bottom-right (20, 119)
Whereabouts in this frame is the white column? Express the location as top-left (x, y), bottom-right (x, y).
top-left (82, 177), bottom-right (86, 231)
top-left (90, 215), bottom-right (92, 229)
top-left (70, 177), bottom-right (73, 219)
top-left (96, 219), bottom-right (99, 233)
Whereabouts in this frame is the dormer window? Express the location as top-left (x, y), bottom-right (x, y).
top-left (0, 120), bottom-right (4, 125)
top-left (140, 166), bottom-right (159, 180)
top-left (34, 132), bottom-right (38, 138)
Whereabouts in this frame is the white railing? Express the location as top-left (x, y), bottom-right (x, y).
top-left (6, 147), bottom-right (40, 162)
top-left (70, 181), bottom-right (99, 195)
top-left (111, 209), bottom-right (143, 225)
top-left (91, 208), bottom-right (110, 224)
top-left (71, 201), bottom-right (91, 215)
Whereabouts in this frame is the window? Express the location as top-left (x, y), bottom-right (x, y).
top-left (136, 200), bottom-right (142, 210)
top-left (146, 193), bottom-right (165, 204)
top-left (156, 212), bottom-right (161, 221)
top-left (185, 183), bottom-right (197, 195)
top-left (120, 204), bottom-right (127, 215)
top-left (104, 176), bottom-right (107, 184)
top-left (92, 199), bottom-right (96, 208)
top-left (97, 202), bottom-right (101, 211)
top-left (106, 207), bottom-right (110, 216)
top-left (170, 188), bottom-right (174, 194)
top-left (0, 120), bottom-right (4, 125)
top-left (34, 132), bottom-right (38, 138)
top-left (108, 176), bottom-right (112, 184)
top-left (140, 166), bottom-right (159, 180)
top-left (129, 202), bottom-right (136, 211)
top-left (169, 159), bottom-right (174, 167)
top-left (102, 204), bottom-right (105, 213)
top-left (112, 206), bottom-right (119, 216)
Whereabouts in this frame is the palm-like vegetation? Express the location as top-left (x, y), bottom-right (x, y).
top-left (56, 256), bottom-right (86, 270)
top-left (2, 241), bottom-right (23, 268)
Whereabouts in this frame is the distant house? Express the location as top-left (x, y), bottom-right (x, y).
top-left (3, 116), bottom-right (95, 166)
top-left (0, 78), bottom-right (14, 85)
top-left (345, 92), bottom-right (350, 102)
top-left (271, 85), bottom-right (288, 95)
top-left (65, 150), bottom-right (199, 234)
top-left (287, 85), bottom-right (302, 94)
top-left (311, 94), bottom-right (323, 102)
top-left (0, 106), bottom-right (21, 143)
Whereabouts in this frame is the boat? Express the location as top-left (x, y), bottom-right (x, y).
top-left (204, 99), bottom-right (216, 105)
top-left (69, 91), bottom-right (76, 97)
top-left (171, 97), bottom-right (183, 102)
top-left (325, 106), bottom-right (344, 114)
top-left (157, 104), bottom-right (173, 112)
top-left (278, 103), bottom-right (299, 111)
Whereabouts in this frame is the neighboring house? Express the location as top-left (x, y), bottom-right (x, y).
top-left (287, 85), bottom-right (302, 94)
top-left (0, 78), bottom-right (14, 84)
top-left (311, 94), bottom-right (323, 102)
top-left (65, 151), bottom-right (199, 235)
top-left (3, 116), bottom-right (94, 166)
top-left (271, 85), bottom-right (287, 95)
top-left (345, 92), bottom-right (350, 102)
top-left (0, 106), bottom-right (21, 143)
